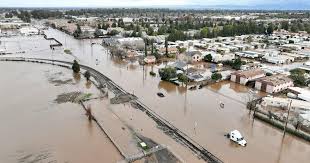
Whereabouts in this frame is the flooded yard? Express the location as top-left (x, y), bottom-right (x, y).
top-left (1, 28), bottom-right (310, 163)
top-left (0, 62), bottom-right (122, 163)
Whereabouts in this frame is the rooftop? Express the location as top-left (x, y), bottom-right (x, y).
top-left (256, 74), bottom-right (293, 86)
top-left (232, 69), bottom-right (265, 78)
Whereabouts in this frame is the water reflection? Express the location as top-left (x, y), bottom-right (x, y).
top-left (73, 72), bottom-right (81, 83)
top-left (158, 81), bottom-right (177, 93)
top-left (85, 81), bottom-right (92, 89)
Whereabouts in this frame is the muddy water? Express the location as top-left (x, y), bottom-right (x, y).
top-left (0, 62), bottom-right (122, 163)
top-left (2, 28), bottom-right (309, 163)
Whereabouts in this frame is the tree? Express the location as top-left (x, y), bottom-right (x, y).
top-left (94, 29), bottom-right (103, 38)
top-left (204, 54), bottom-right (213, 62)
top-left (165, 37), bottom-right (168, 56)
top-left (107, 29), bottom-right (119, 36)
top-left (73, 24), bottom-right (82, 38)
top-left (267, 23), bottom-right (274, 35)
top-left (112, 22), bottom-right (117, 27)
top-left (84, 71), bottom-right (91, 81)
top-left (5, 13), bottom-right (13, 18)
top-left (159, 67), bottom-right (177, 81)
top-left (178, 47), bottom-right (187, 53)
top-left (289, 69), bottom-right (309, 86)
top-left (147, 26), bottom-right (154, 36)
top-left (200, 27), bottom-right (209, 38)
top-left (281, 21), bottom-right (289, 31)
top-left (291, 24), bottom-right (298, 33)
top-left (72, 60), bottom-right (80, 73)
top-left (177, 73), bottom-right (188, 84)
top-left (211, 72), bottom-right (222, 81)
top-left (232, 57), bottom-right (243, 70)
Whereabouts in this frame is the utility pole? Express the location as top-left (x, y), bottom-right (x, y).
top-left (283, 100), bottom-right (293, 137)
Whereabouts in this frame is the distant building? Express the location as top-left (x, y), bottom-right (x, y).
top-left (158, 47), bottom-right (178, 56)
top-left (255, 75), bottom-right (294, 93)
top-left (19, 27), bottom-right (39, 36)
top-left (231, 69), bottom-right (265, 85)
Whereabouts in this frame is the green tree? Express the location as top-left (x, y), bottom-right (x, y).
top-left (200, 27), bottom-right (209, 38)
top-left (94, 29), bottom-right (103, 38)
top-left (147, 26), bottom-right (154, 36)
top-left (203, 54), bottom-right (213, 62)
top-left (177, 73), bottom-right (188, 84)
top-left (211, 72), bottom-right (222, 81)
top-left (84, 71), bottom-right (91, 81)
top-left (289, 69), bottom-right (309, 86)
top-left (267, 23), bottom-right (274, 35)
top-left (107, 29), bottom-right (119, 36)
top-left (159, 67), bottom-right (177, 81)
top-left (72, 60), bottom-right (80, 73)
top-left (165, 37), bottom-right (168, 56)
top-left (73, 24), bottom-right (82, 38)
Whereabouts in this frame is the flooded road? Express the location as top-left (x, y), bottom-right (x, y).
top-left (0, 62), bottom-right (122, 163)
top-left (1, 28), bottom-right (310, 163)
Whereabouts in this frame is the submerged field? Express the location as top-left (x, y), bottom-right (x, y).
top-left (0, 62), bottom-right (123, 163)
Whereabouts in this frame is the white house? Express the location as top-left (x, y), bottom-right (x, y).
top-left (231, 69), bottom-right (265, 85)
top-left (255, 75), bottom-right (294, 93)
top-left (235, 51), bottom-right (260, 58)
top-left (262, 96), bottom-right (310, 111)
top-left (186, 51), bottom-right (203, 62)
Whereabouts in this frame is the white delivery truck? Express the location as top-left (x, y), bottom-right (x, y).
top-left (229, 130), bottom-right (247, 147)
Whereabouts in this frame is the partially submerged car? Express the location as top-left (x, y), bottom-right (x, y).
top-left (229, 130), bottom-right (247, 147)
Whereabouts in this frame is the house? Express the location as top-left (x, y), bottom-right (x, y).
top-left (262, 96), bottom-right (310, 111)
top-left (235, 51), bottom-right (260, 58)
top-left (158, 47), bottom-right (178, 56)
top-left (255, 75), bottom-right (294, 93)
top-left (144, 56), bottom-right (156, 64)
top-left (210, 52), bottom-right (235, 63)
top-left (186, 51), bottom-right (203, 62)
top-left (231, 69), bottom-right (265, 85)
top-left (117, 37), bottom-right (145, 50)
top-left (288, 87), bottom-right (310, 102)
top-left (263, 54), bottom-right (294, 64)
top-left (170, 61), bottom-right (188, 71)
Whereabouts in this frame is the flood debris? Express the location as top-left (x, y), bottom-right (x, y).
top-left (45, 71), bottom-right (73, 86)
top-left (110, 93), bottom-right (137, 104)
top-left (54, 92), bottom-right (92, 104)
top-left (17, 150), bottom-right (55, 163)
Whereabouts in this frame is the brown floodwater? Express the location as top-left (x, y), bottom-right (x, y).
top-left (1, 28), bottom-right (310, 163)
top-left (0, 62), bottom-right (122, 163)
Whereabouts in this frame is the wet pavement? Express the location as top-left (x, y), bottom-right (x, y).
top-left (1, 28), bottom-right (310, 163)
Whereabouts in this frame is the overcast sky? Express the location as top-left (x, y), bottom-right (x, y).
top-left (0, 0), bottom-right (309, 8)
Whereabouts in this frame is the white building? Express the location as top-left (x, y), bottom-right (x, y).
top-left (255, 75), bottom-right (294, 93)
top-left (231, 69), bottom-right (265, 85)
top-left (19, 27), bottom-right (39, 36)
top-left (262, 96), bottom-right (310, 111)
top-left (236, 51), bottom-right (260, 58)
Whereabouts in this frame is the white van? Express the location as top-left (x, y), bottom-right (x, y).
top-left (229, 130), bottom-right (247, 147)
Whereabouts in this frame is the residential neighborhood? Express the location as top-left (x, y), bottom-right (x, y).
top-left (1, 4), bottom-right (310, 163)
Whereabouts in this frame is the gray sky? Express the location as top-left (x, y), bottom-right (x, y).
top-left (0, 0), bottom-right (309, 8)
